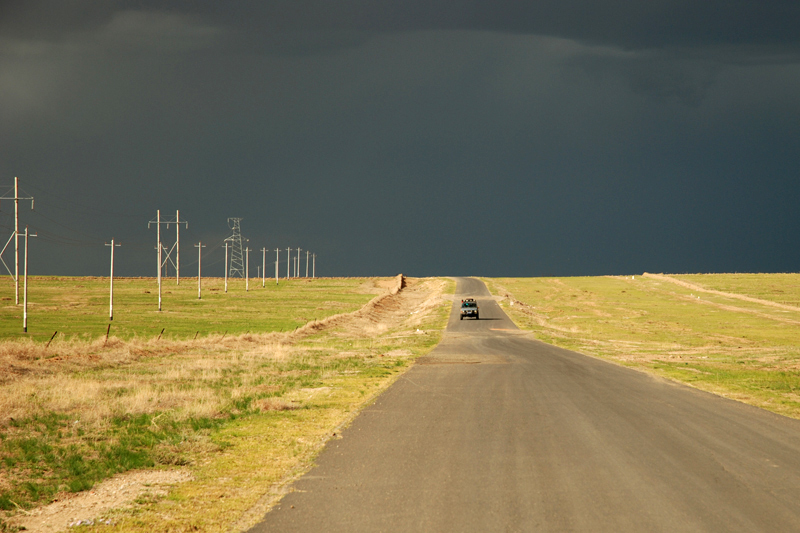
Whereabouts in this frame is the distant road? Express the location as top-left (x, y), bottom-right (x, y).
top-left (249, 277), bottom-right (800, 532)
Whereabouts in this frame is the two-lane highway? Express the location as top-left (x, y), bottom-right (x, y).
top-left (249, 277), bottom-right (800, 532)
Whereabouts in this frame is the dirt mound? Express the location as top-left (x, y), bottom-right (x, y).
top-left (291, 275), bottom-right (443, 339)
top-left (8, 470), bottom-right (192, 533)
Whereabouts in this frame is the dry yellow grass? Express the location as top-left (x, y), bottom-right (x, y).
top-left (1, 333), bottom-right (283, 424)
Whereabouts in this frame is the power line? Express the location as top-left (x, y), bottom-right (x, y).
top-left (21, 180), bottom-right (141, 219)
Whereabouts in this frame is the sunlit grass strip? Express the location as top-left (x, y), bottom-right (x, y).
top-left (0, 276), bottom-right (378, 342)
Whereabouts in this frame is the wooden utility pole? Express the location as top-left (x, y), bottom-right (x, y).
top-left (14, 179), bottom-right (18, 304)
top-left (224, 242), bottom-right (229, 293)
top-left (275, 248), bottom-right (280, 285)
top-left (158, 213), bottom-right (161, 310)
top-left (147, 210), bottom-right (183, 311)
top-left (105, 239), bottom-right (121, 320)
top-left (195, 242), bottom-right (206, 299)
top-left (175, 210), bottom-right (181, 284)
top-left (15, 179), bottom-right (20, 305)
top-left (245, 247), bottom-right (251, 291)
top-left (22, 226), bottom-right (37, 332)
top-left (262, 247), bottom-right (267, 288)
top-left (147, 210), bottom-right (163, 311)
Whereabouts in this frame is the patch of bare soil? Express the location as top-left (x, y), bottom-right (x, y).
top-left (8, 469), bottom-right (192, 533)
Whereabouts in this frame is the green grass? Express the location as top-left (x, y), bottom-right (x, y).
top-left (484, 274), bottom-right (800, 419)
top-left (0, 412), bottom-right (221, 511)
top-left (0, 276), bottom-right (377, 342)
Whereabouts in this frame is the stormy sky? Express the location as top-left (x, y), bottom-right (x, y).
top-left (2, 1), bottom-right (799, 277)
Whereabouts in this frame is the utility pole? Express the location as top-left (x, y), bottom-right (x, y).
top-left (105, 239), bottom-right (121, 320)
top-left (173, 210), bottom-right (187, 285)
top-left (261, 247), bottom-right (267, 288)
top-left (245, 247), bottom-right (251, 291)
top-left (274, 248), bottom-right (280, 285)
top-left (147, 210), bottom-right (164, 311)
top-left (306, 250), bottom-right (309, 278)
top-left (313, 253), bottom-right (316, 278)
top-left (147, 210), bottom-right (184, 310)
top-left (22, 226), bottom-right (37, 332)
top-left (148, 211), bottom-right (186, 283)
top-left (224, 242), bottom-right (229, 293)
top-left (195, 242), bottom-right (206, 299)
top-left (286, 248), bottom-right (291, 279)
top-left (296, 248), bottom-right (302, 277)
top-left (158, 216), bottom-right (161, 310)
top-left (15, 179), bottom-right (21, 305)
top-left (0, 177), bottom-right (34, 305)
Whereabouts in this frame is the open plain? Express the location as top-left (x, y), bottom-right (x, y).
top-left (4, 273), bottom-right (800, 531)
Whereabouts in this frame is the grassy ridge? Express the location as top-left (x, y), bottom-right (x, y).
top-left (0, 276), bottom-right (376, 342)
top-left (484, 274), bottom-right (800, 419)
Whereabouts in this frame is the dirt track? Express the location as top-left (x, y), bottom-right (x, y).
top-left (643, 272), bottom-right (800, 312)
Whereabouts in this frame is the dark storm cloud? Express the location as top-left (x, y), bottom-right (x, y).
top-left (4, 0), bottom-right (800, 49)
top-left (1, 1), bottom-right (799, 277)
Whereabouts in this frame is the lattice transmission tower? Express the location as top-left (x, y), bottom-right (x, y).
top-left (226, 218), bottom-right (246, 278)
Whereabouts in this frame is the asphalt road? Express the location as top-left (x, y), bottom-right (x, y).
top-left (249, 277), bottom-right (800, 532)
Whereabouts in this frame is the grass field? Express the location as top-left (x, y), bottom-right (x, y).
top-left (0, 276), bottom-right (378, 342)
top-left (484, 274), bottom-right (800, 420)
top-left (673, 273), bottom-right (800, 307)
top-left (0, 277), bottom-right (452, 532)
